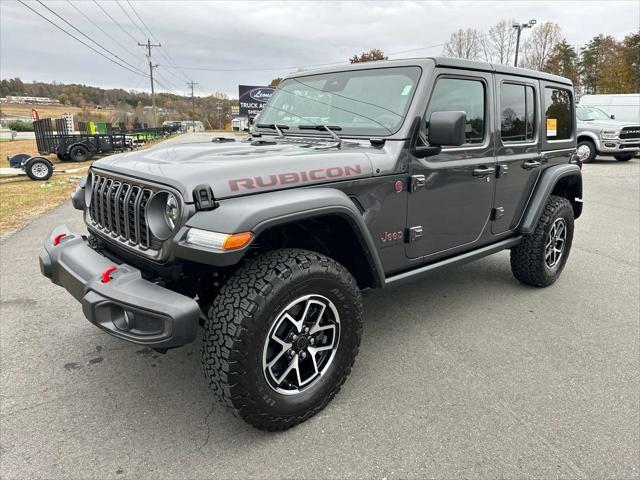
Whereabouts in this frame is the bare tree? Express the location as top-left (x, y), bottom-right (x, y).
top-left (481, 19), bottom-right (517, 65)
top-left (521, 22), bottom-right (562, 70)
top-left (443, 28), bottom-right (483, 60)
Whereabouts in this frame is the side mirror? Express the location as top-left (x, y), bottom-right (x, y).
top-left (428, 111), bottom-right (466, 147)
top-left (610, 114), bottom-right (616, 120)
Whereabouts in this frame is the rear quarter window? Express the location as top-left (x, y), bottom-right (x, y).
top-left (544, 87), bottom-right (572, 140)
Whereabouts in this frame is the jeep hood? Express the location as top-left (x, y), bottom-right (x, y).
top-left (92, 140), bottom-right (374, 202)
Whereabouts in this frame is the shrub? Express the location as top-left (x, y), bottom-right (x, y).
top-left (7, 120), bottom-right (33, 132)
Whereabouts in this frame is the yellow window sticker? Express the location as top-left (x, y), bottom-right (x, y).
top-left (546, 118), bottom-right (557, 137)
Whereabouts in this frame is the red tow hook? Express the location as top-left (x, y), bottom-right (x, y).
top-left (101, 266), bottom-right (118, 283)
top-left (53, 233), bottom-right (66, 246)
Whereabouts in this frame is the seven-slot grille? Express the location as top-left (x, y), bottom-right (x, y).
top-left (619, 126), bottom-right (640, 140)
top-left (89, 173), bottom-right (154, 249)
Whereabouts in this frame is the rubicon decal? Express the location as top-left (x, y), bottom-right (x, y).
top-left (228, 165), bottom-right (363, 192)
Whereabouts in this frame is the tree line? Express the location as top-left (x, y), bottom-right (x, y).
top-left (441, 21), bottom-right (639, 95)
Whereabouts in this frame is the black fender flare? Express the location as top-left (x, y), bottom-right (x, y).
top-left (520, 164), bottom-right (582, 234)
top-left (179, 188), bottom-right (386, 287)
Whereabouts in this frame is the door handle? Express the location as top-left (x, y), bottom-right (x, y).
top-left (473, 166), bottom-right (494, 177)
top-left (523, 159), bottom-right (542, 169)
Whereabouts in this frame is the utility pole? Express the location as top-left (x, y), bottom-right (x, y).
top-left (138, 39), bottom-right (161, 127)
top-left (512, 19), bottom-right (536, 67)
top-left (187, 80), bottom-right (198, 131)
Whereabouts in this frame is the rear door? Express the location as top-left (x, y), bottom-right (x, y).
top-left (406, 70), bottom-right (496, 259)
top-left (492, 75), bottom-right (542, 233)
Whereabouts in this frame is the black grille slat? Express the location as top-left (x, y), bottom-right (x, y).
top-left (88, 173), bottom-right (161, 250)
top-left (620, 127), bottom-right (640, 140)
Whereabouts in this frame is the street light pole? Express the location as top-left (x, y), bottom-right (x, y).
top-left (512, 19), bottom-right (537, 67)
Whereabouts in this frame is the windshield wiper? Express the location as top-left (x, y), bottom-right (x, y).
top-left (256, 123), bottom-right (289, 138)
top-left (298, 125), bottom-right (343, 148)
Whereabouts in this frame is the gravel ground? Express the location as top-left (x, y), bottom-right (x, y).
top-left (1, 153), bottom-right (638, 479)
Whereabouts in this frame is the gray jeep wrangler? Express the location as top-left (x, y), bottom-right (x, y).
top-left (40, 57), bottom-right (582, 430)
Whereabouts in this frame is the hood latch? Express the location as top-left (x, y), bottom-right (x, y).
top-left (193, 184), bottom-right (218, 211)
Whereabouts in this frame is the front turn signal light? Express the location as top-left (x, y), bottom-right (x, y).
top-left (185, 228), bottom-right (253, 251)
top-left (223, 232), bottom-right (253, 250)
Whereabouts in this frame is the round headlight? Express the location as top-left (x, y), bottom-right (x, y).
top-left (164, 193), bottom-right (179, 230)
top-left (147, 191), bottom-right (180, 240)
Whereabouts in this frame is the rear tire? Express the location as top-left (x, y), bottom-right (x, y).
top-left (69, 145), bottom-right (90, 162)
top-left (577, 139), bottom-right (597, 163)
top-left (201, 248), bottom-right (363, 431)
top-left (511, 195), bottom-right (574, 287)
top-left (614, 154), bottom-right (633, 162)
top-left (56, 153), bottom-right (70, 161)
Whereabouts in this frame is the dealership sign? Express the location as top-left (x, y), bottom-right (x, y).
top-left (239, 85), bottom-right (275, 116)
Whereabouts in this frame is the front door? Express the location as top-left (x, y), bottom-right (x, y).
top-left (406, 70), bottom-right (496, 259)
top-left (492, 75), bottom-right (542, 233)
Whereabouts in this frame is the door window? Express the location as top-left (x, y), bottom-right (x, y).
top-left (544, 88), bottom-right (572, 140)
top-left (500, 83), bottom-right (536, 142)
top-left (426, 78), bottom-right (485, 144)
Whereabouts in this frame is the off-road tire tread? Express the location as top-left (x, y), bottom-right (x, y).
top-left (201, 248), bottom-right (363, 431)
top-left (511, 195), bottom-right (573, 287)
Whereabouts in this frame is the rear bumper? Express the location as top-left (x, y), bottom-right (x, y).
top-left (39, 225), bottom-right (200, 348)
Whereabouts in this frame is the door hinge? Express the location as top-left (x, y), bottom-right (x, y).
top-left (491, 207), bottom-right (505, 220)
top-left (410, 175), bottom-right (426, 192)
top-left (407, 226), bottom-right (423, 242)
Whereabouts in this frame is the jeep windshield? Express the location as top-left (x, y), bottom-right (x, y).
top-left (577, 106), bottom-right (611, 121)
top-left (256, 66), bottom-right (421, 137)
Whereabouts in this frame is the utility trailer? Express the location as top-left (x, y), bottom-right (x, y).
top-left (34, 118), bottom-right (135, 162)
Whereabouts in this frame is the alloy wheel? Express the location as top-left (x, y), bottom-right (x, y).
top-left (545, 218), bottom-right (567, 268)
top-left (262, 294), bottom-right (340, 395)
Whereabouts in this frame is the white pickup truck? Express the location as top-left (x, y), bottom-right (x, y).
top-left (576, 105), bottom-right (640, 163)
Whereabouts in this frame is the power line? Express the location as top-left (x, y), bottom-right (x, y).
top-left (18, 0), bottom-right (148, 78)
top-left (92, 0), bottom-right (139, 44)
top-left (124, 0), bottom-right (191, 82)
top-left (35, 0), bottom-right (148, 76)
top-left (66, 0), bottom-right (139, 62)
top-left (116, 0), bottom-right (148, 41)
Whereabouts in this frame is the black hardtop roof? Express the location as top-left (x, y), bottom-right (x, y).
top-left (286, 56), bottom-right (572, 86)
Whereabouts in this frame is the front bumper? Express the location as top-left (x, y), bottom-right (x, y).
top-left (39, 225), bottom-right (200, 348)
top-left (595, 137), bottom-right (640, 154)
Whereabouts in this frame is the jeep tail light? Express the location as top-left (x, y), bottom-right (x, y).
top-left (185, 228), bottom-right (253, 251)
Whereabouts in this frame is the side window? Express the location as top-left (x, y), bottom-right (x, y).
top-left (500, 83), bottom-right (536, 142)
top-left (544, 87), bottom-right (572, 140)
top-left (426, 78), bottom-right (485, 144)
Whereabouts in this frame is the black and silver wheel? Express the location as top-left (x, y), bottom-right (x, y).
top-left (202, 248), bottom-right (363, 431)
top-left (511, 195), bottom-right (574, 287)
top-left (614, 154), bottom-right (633, 162)
top-left (25, 157), bottom-right (53, 181)
top-left (68, 145), bottom-right (90, 162)
top-left (263, 294), bottom-right (341, 395)
top-left (577, 139), bottom-right (597, 163)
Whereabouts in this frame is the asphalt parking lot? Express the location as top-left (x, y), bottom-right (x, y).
top-left (1, 155), bottom-right (638, 479)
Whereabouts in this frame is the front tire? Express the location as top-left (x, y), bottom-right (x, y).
top-left (577, 139), bottom-right (597, 163)
top-left (511, 195), bottom-right (574, 287)
top-left (201, 248), bottom-right (363, 431)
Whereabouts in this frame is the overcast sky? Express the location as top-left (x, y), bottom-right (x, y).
top-left (1, 0), bottom-right (638, 98)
